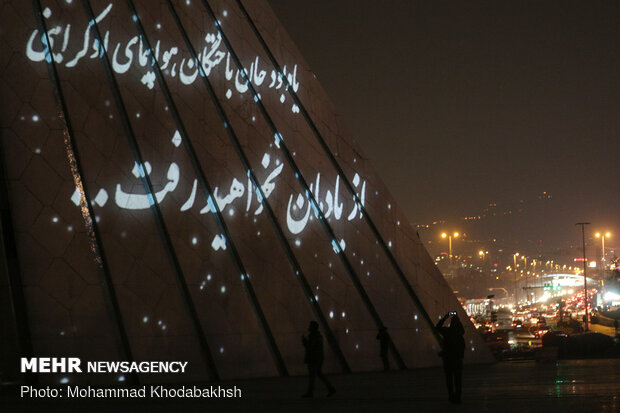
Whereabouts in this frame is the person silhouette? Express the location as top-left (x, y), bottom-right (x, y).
top-left (302, 321), bottom-right (336, 398)
top-left (376, 326), bottom-right (390, 371)
top-left (436, 312), bottom-right (465, 404)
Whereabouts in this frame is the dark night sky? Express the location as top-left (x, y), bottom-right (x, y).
top-left (267, 1), bottom-right (619, 251)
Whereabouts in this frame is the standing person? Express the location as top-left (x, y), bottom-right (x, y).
top-left (302, 321), bottom-right (336, 398)
top-left (376, 326), bottom-right (390, 371)
top-left (436, 312), bottom-right (465, 404)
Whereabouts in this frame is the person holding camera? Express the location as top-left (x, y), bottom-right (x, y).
top-left (436, 311), bottom-right (465, 404)
top-left (301, 321), bottom-right (336, 398)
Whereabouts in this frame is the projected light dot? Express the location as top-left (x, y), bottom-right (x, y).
top-left (341, 312), bottom-right (346, 318)
top-left (328, 262), bottom-right (332, 268)
top-left (330, 276), bottom-right (333, 280)
top-left (66, 0), bottom-right (73, 4)
top-left (52, 216), bottom-right (59, 223)
top-left (472, 347), bottom-right (475, 351)
top-left (109, 114), bottom-right (113, 119)
top-left (32, 115), bottom-right (40, 122)
top-left (352, 252), bottom-right (356, 256)
top-left (316, 285), bottom-right (319, 290)
top-left (295, 239), bottom-right (301, 247)
top-left (207, 274), bottom-right (212, 281)
top-left (388, 203), bottom-right (391, 209)
top-left (228, 209), bottom-right (234, 216)
top-left (414, 314), bottom-right (418, 320)
top-left (355, 344), bottom-right (359, 350)
top-left (105, 100), bottom-right (110, 106)
top-left (143, 316), bottom-right (148, 323)
top-left (156, 23), bottom-right (161, 29)
top-left (329, 311), bottom-right (334, 319)
top-left (257, 231), bottom-right (260, 236)
top-left (34, 148), bottom-right (41, 154)
top-left (67, 225), bottom-right (73, 231)
top-left (60, 377), bottom-right (69, 384)
top-left (223, 10), bottom-right (228, 17)
top-left (345, 328), bottom-right (349, 334)
top-left (220, 286), bottom-right (226, 294)
top-left (121, 231), bottom-right (126, 238)
top-left (251, 116), bottom-right (256, 122)
top-left (416, 328), bottom-right (419, 332)
top-left (219, 347), bottom-right (224, 353)
top-left (118, 375), bottom-right (125, 382)
top-left (367, 271), bottom-right (370, 276)
top-left (20, 116), bottom-right (25, 120)
top-left (136, 112), bottom-right (141, 118)
top-left (95, 216), bottom-right (100, 223)
top-left (60, 331), bottom-right (65, 336)
top-left (186, 0), bottom-right (190, 5)
top-left (191, 236), bottom-right (198, 245)
top-left (388, 241), bottom-right (392, 247)
top-left (397, 221), bottom-right (400, 226)
top-left (360, 259), bottom-right (364, 265)
top-left (164, 106), bottom-right (169, 111)
top-left (314, 295), bottom-right (319, 301)
top-left (162, 325), bottom-right (167, 330)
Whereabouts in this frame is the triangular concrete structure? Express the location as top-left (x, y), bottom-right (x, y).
top-left (0, 0), bottom-right (493, 384)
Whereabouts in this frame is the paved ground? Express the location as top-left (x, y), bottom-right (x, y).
top-left (3, 359), bottom-right (620, 412)
top-left (590, 323), bottom-right (617, 337)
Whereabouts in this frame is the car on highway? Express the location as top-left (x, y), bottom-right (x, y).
top-left (541, 330), bottom-right (569, 347)
top-left (529, 325), bottom-right (552, 338)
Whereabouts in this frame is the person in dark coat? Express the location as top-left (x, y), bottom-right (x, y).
top-left (436, 312), bottom-right (465, 404)
top-left (376, 326), bottom-right (390, 371)
top-left (302, 321), bottom-right (335, 397)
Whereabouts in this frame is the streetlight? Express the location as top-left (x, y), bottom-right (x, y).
top-left (441, 232), bottom-right (459, 267)
top-left (479, 250), bottom-right (488, 293)
top-left (576, 222), bottom-right (590, 331)
top-left (530, 259), bottom-right (537, 302)
top-left (595, 232), bottom-right (611, 264)
top-left (513, 253), bottom-right (519, 306)
top-left (521, 255), bottom-right (528, 302)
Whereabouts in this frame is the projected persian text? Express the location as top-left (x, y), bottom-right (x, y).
top-left (69, 131), bottom-right (367, 250)
top-left (26, 3), bottom-right (300, 112)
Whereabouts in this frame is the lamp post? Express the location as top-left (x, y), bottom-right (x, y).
top-left (522, 256), bottom-right (528, 303)
top-left (479, 250), bottom-right (487, 294)
top-left (513, 253), bottom-right (519, 306)
top-left (595, 232), bottom-right (611, 265)
top-left (531, 259), bottom-right (537, 302)
top-left (478, 250), bottom-right (487, 267)
top-left (576, 222), bottom-right (590, 331)
top-left (441, 232), bottom-right (459, 268)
